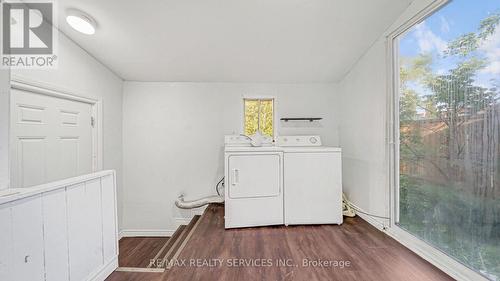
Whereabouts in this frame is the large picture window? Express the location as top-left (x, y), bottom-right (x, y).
top-left (397, 0), bottom-right (499, 279)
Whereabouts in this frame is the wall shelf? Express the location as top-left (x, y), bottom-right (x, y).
top-left (280, 117), bottom-right (323, 122)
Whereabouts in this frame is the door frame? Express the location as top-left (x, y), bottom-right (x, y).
top-left (9, 75), bottom-right (103, 182)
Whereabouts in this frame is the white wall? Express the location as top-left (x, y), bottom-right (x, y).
top-left (338, 0), bottom-right (436, 224)
top-left (0, 1), bottom-right (9, 190)
top-left (339, 41), bottom-right (390, 221)
top-left (122, 82), bottom-right (339, 231)
top-left (10, 33), bottom-right (124, 225)
top-left (0, 69), bottom-right (9, 190)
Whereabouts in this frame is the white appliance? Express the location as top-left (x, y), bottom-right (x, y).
top-left (224, 135), bottom-right (342, 229)
top-left (224, 136), bottom-right (283, 228)
top-left (279, 136), bottom-right (343, 225)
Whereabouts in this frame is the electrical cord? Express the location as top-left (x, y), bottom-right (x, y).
top-left (215, 177), bottom-right (224, 196)
top-left (346, 201), bottom-right (390, 219)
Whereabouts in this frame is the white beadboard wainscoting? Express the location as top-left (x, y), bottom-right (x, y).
top-left (0, 170), bottom-right (118, 281)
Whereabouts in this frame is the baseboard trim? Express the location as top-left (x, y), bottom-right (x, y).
top-left (116, 267), bottom-right (165, 273)
top-left (119, 229), bottom-right (175, 239)
top-left (119, 206), bottom-right (208, 239)
top-left (174, 217), bottom-right (192, 228)
top-left (173, 205), bottom-right (208, 229)
top-left (89, 256), bottom-right (118, 281)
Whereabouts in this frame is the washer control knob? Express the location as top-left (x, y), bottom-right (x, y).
top-left (309, 137), bottom-right (318, 144)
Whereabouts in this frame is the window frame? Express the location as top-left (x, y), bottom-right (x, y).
top-left (387, 0), bottom-right (491, 280)
top-left (242, 96), bottom-right (276, 138)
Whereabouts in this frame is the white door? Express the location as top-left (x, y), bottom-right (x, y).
top-left (10, 88), bottom-right (94, 188)
top-left (225, 153), bottom-right (283, 228)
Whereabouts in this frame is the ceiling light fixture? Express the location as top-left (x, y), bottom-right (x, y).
top-left (66, 9), bottom-right (96, 35)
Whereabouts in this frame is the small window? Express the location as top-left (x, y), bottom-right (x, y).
top-left (243, 98), bottom-right (274, 137)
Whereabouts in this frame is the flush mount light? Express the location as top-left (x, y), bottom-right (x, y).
top-left (66, 9), bottom-right (96, 35)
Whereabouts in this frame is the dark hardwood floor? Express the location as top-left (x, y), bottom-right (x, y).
top-left (118, 237), bottom-right (170, 268)
top-left (107, 204), bottom-right (454, 281)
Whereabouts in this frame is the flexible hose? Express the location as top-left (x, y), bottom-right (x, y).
top-left (175, 195), bottom-right (224, 209)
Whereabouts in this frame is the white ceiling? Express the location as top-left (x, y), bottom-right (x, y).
top-left (57, 0), bottom-right (412, 82)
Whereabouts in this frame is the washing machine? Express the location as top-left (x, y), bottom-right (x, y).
top-left (223, 135), bottom-right (342, 229)
top-left (278, 136), bottom-right (343, 225)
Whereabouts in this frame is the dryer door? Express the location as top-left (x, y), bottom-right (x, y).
top-left (228, 154), bottom-right (280, 198)
top-left (225, 152), bottom-right (283, 228)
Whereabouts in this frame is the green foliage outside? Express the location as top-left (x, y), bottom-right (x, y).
top-left (244, 99), bottom-right (273, 137)
top-left (399, 11), bottom-right (500, 279)
top-left (400, 176), bottom-right (500, 278)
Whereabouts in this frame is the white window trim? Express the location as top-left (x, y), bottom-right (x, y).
top-left (241, 95), bottom-right (277, 138)
top-left (386, 1), bottom-right (489, 280)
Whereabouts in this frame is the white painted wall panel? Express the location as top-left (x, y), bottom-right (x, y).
top-left (85, 179), bottom-right (105, 274)
top-left (67, 182), bottom-right (100, 281)
top-left (0, 203), bottom-right (13, 280)
top-left (101, 175), bottom-right (118, 264)
top-left (0, 171), bottom-right (117, 281)
top-left (42, 189), bottom-right (69, 281)
top-left (11, 195), bottom-right (45, 281)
